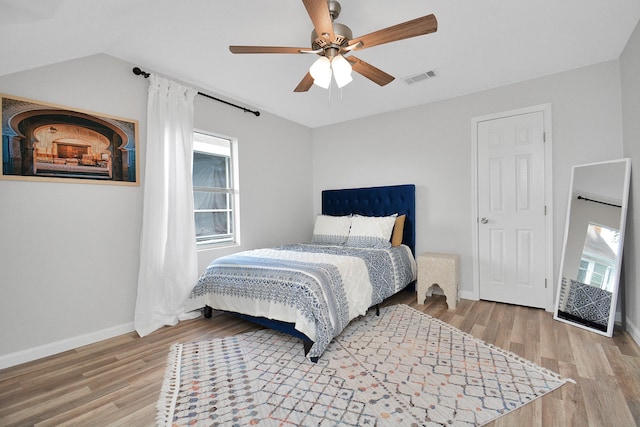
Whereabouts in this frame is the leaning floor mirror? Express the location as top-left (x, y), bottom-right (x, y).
top-left (555, 158), bottom-right (631, 336)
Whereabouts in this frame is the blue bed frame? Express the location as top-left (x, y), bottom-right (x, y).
top-left (206, 184), bottom-right (416, 360)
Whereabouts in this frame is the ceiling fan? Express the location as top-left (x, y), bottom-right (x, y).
top-left (229, 0), bottom-right (438, 92)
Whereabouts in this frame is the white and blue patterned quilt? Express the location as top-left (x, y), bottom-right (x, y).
top-left (189, 243), bottom-right (416, 358)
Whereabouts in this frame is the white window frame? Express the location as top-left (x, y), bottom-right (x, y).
top-left (192, 130), bottom-right (239, 247)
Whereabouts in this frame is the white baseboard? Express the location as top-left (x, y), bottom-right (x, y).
top-left (0, 322), bottom-right (135, 370)
top-left (459, 290), bottom-right (475, 301)
top-left (625, 316), bottom-right (640, 348)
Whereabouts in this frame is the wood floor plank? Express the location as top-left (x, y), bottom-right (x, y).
top-left (36, 402), bottom-right (121, 427)
top-left (613, 331), bottom-right (640, 357)
top-left (1, 386), bottom-right (93, 426)
top-left (602, 344), bottom-right (640, 424)
top-left (554, 321), bottom-right (577, 366)
top-left (510, 305), bottom-right (529, 346)
top-left (1, 293), bottom-right (639, 427)
top-left (459, 298), bottom-right (482, 332)
top-left (539, 308), bottom-right (558, 361)
top-left (580, 375), bottom-right (636, 427)
top-left (568, 329), bottom-right (614, 380)
top-left (473, 299), bottom-right (496, 327)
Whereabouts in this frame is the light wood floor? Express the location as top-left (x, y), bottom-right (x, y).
top-left (1, 292), bottom-right (639, 426)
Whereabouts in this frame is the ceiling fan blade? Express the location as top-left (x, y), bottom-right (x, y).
top-left (348, 14), bottom-right (437, 51)
top-left (346, 56), bottom-right (395, 86)
top-left (294, 72), bottom-right (315, 92)
top-left (302, 0), bottom-right (335, 43)
top-left (229, 46), bottom-right (310, 54)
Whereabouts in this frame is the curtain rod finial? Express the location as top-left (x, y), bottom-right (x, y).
top-left (132, 67), bottom-right (150, 78)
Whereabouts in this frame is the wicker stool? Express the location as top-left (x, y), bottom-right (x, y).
top-left (417, 252), bottom-right (459, 310)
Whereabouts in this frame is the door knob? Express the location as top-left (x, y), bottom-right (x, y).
top-left (480, 217), bottom-right (489, 224)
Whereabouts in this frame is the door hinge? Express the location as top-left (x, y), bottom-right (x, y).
top-left (545, 278), bottom-right (548, 288)
top-left (544, 205), bottom-right (547, 215)
top-left (543, 132), bottom-right (546, 142)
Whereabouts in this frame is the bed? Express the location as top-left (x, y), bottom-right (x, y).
top-left (188, 184), bottom-right (417, 360)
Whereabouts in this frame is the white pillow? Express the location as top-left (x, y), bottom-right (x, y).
top-left (346, 214), bottom-right (397, 248)
top-left (311, 215), bottom-right (352, 245)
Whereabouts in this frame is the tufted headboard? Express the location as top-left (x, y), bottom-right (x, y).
top-left (321, 184), bottom-right (416, 255)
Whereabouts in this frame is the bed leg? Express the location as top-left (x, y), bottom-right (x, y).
top-left (203, 306), bottom-right (213, 318)
top-left (376, 304), bottom-right (380, 316)
top-left (302, 339), bottom-right (319, 363)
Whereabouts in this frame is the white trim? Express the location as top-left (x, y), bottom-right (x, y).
top-left (626, 316), bottom-right (640, 348)
top-left (459, 290), bottom-right (475, 301)
top-left (0, 322), bottom-right (134, 370)
top-left (470, 104), bottom-right (554, 311)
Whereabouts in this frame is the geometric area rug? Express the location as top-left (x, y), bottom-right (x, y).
top-left (157, 304), bottom-right (573, 426)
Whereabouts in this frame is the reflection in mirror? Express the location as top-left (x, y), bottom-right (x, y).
top-left (554, 158), bottom-right (631, 336)
top-left (577, 223), bottom-right (618, 291)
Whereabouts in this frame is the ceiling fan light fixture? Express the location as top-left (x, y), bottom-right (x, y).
top-left (331, 54), bottom-right (352, 88)
top-left (229, 1), bottom-right (438, 94)
top-left (309, 56), bottom-right (331, 88)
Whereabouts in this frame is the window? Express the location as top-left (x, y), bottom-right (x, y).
top-left (576, 223), bottom-right (619, 291)
top-left (192, 131), bottom-right (236, 246)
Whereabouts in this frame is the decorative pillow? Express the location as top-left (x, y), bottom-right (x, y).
top-left (391, 214), bottom-right (406, 247)
top-left (311, 215), bottom-right (352, 245)
top-left (346, 214), bottom-right (397, 248)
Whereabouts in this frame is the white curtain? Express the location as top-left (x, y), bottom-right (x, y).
top-left (135, 74), bottom-right (199, 337)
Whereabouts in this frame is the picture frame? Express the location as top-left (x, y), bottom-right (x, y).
top-left (1, 94), bottom-right (139, 185)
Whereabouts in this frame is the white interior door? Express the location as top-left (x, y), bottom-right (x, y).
top-left (476, 109), bottom-right (549, 308)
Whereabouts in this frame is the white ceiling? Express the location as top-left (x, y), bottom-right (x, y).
top-left (1, 0), bottom-right (639, 128)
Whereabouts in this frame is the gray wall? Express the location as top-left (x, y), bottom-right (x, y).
top-left (0, 54), bottom-right (313, 366)
top-left (621, 19), bottom-right (640, 343)
top-left (312, 60), bottom-right (624, 305)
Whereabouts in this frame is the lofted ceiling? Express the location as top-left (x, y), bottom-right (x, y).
top-left (1, 0), bottom-right (639, 128)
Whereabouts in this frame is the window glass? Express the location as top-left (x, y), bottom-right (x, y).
top-left (193, 132), bottom-right (235, 245)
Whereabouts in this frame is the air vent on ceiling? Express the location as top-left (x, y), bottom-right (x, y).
top-left (402, 70), bottom-right (438, 86)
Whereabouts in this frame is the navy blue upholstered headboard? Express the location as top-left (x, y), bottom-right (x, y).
top-left (321, 184), bottom-right (416, 255)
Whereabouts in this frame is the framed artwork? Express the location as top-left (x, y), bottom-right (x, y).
top-left (1, 94), bottom-right (139, 185)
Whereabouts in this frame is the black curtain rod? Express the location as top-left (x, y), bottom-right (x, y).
top-left (577, 195), bottom-right (622, 208)
top-left (132, 67), bottom-right (260, 117)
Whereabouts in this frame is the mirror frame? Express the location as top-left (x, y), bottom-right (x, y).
top-left (554, 158), bottom-right (631, 336)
